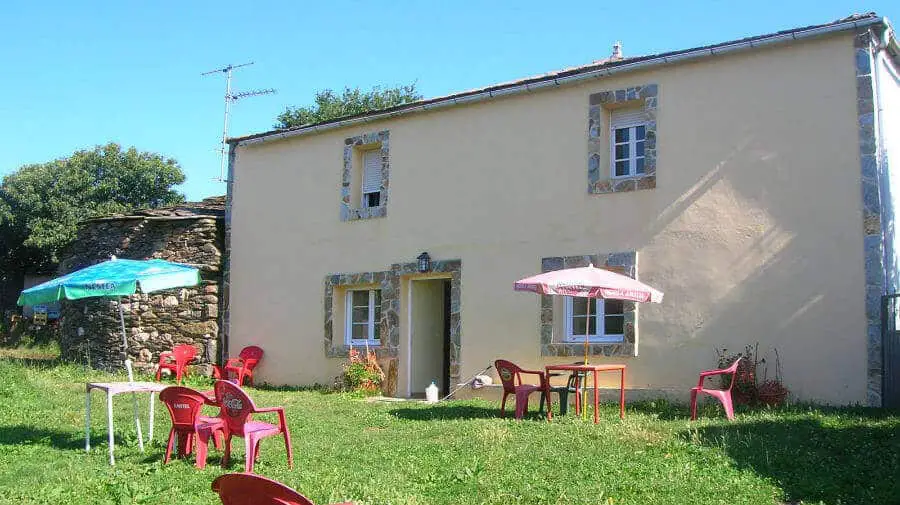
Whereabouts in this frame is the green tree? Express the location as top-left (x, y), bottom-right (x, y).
top-left (0, 143), bottom-right (185, 279)
top-left (275, 83), bottom-right (423, 129)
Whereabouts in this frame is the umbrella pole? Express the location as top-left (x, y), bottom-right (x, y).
top-left (583, 299), bottom-right (589, 420)
top-left (117, 296), bottom-right (134, 382)
top-left (118, 296), bottom-right (145, 449)
top-left (584, 298), bottom-right (590, 365)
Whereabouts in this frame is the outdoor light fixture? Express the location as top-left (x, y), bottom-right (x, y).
top-left (417, 252), bottom-right (432, 273)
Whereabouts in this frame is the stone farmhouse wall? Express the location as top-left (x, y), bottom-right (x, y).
top-left (57, 198), bottom-right (224, 375)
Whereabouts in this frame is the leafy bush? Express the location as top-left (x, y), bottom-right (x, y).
top-left (716, 344), bottom-right (759, 405)
top-left (340, 349), bottom-right (384, 394)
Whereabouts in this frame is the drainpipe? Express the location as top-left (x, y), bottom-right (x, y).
top-left (218, 144), bottom-right (237, 365)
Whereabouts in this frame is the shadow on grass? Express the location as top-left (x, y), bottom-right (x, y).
top-left (0, 354), bottom-right (62, 369)
top-left (253, 382), bottom-right (335, 394)
top-left (0, 425), bottom-right (104, 450)
top-left (389, 404), bottom-right (500, 421)
top-left (683, 417), bottom-right (900, 504)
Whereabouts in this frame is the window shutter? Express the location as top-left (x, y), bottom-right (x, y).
top-left (610, 109), bottom-right (645, 128)
top-left (362, 150), bottom-right (382, 194)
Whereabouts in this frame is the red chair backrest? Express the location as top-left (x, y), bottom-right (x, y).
top-left (212, 473), bottom-right (316, 505)
top-left (214, 379), bottom-right (258, 436)
top-left (494, 359), bottom-right (523, 394)
top-left (238, 346), bottom-right (264, 369)
top-left (160, 386), bottom-right (207, 430)
top-left (723, 358), bottom-right (743, 392)
top-left (173, 344), bottom-right (197, 365)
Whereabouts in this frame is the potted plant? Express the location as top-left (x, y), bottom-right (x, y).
top-left (757, 349), bottom-right (788, 407)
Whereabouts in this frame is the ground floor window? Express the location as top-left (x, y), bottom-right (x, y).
top-left (345, 289), bottom-right (381, 346)
top-left (563, 296), bottom-right (624, 343)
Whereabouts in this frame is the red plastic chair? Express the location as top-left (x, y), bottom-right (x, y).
top-left (214, 379), bottom-right (293, 473)
top-left (211, 473), bottom-right (354, 505)
top-left (156, 344), bottom-right (198, 385)
top-left (216, 346), bottom-right (264, 386)
top-left (494, 359), bottom-right (551, 420)
top-left (159, 386), bottom-right (225, 469)
top-left (690, 358), bottom-right (743, 421)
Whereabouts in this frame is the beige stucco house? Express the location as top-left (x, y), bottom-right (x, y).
top-left (223, 13), bottom-right (900, 407)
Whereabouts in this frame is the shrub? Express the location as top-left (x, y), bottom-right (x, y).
top-left (340, 349), bottom-right (384, 394)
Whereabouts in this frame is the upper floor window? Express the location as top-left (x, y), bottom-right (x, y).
top-left (345, 289), bottom-right (382, 346)
top-left (341, 130), bottom-right (389, 221)
top-left (610, 109), bottom-right (646, 178)
top-left (563, 296), bottom-right (624, 343)
top-left (362, 150), bottom-right (382, 208)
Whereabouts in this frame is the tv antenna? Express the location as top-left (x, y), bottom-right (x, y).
top-left (202, 62), bottom-right (276, 182)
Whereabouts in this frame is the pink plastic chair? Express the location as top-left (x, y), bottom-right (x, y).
top-left (690, 358), bottom-right (743, 420)
top-left (156, 344), bottom-right (198, 385)
top-left (211, 473), bottom-right (354, 505)
top-left (215, 346), bottom-right (264, 386)
top-left (214, 379), bottom-right (293, 473)
top-left (159, 386), bottom-right (225, 469)
top-left (494, 359), bottom-right (549, 420)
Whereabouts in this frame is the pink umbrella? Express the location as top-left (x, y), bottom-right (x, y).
top-left (515, 263), bottom-right (663, 363)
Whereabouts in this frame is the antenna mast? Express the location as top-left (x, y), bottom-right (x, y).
top-left (202, 62), bottom-right (276, 182)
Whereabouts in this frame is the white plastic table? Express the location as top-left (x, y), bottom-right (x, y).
top-left (84, 381), bottom-right (168, 465)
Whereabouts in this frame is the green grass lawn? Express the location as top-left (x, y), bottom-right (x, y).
top-left (0, 354), bottom-right (898, 505)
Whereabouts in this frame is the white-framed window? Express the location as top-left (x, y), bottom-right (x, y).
top-left (610, 109), bottom-right (646, 178)
top-left (563, 297), bottom-right (625, 343)
top-left (362, 150), bottom-right (382, 208)
top-left (345, 289), bottom-right (382, 345)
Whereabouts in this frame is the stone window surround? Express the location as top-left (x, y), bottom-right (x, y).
top-left (539, 252), bottom-right (638, 357)
top-left (588, 83), bottom-right (658, 194)
top-left (324, 259), bottom-right (462, 381)
top-left (341, 130), bottom-right (390, 221)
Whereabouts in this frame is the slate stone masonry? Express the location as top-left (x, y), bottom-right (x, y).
top-left (324, 259), bottom-right (462, 382)
top-left (340, 130), bottom-right (390, 221)
top-left (57, 200), bottom-right (225, 374)
top-left (855, 29), bottom-right (886, 407)
top-left (588, 84), bottom-right (658, 194)
top-left (539, 252), bottom-right (639, 357)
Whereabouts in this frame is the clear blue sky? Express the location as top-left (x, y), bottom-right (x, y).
top-left (1, 1), bottom-right (896, 201)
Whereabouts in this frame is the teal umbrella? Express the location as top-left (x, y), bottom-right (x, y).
top-left (18, 257), bottom-right (200, 381)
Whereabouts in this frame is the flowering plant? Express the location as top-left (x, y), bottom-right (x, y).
top-left (341, 348), bottom-right (385, 394)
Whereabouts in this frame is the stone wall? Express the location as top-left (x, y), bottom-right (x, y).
top-left (57, 198), bottom-right (224, 374)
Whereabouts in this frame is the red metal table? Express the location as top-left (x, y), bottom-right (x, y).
top-left (544, 364), bottom-right (626, 423)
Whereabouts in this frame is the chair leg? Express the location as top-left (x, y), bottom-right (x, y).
top-left (244, 437), bottom-right (255, 473)
top-left (722, 392), bottom-right (735, 420)
top-left (514, 391), bottom-right (530, 420)
top-left (283, 429), bottom-right (294, 469)
top-left (558, 391), bottom-right (569, 416)
top-left (499, 392), bottom-right (509, 418)
top-left (195, 430), bottom-right (210, 469)
top-left (538, 391), bottom-right (547, 413)
top-left (221, 435), bottom-right (232, 468)
top-left (155, 367), bottom-right (162, 381)
top-left (163, 428), bottom-right (176, 464)
top-left (211, 429), bottom-right (222, 450)
top-left (690, 390), bottom-right (699, 421)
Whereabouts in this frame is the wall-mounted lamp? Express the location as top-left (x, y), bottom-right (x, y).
top-left (417, 252), bottom-right (432, 273)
